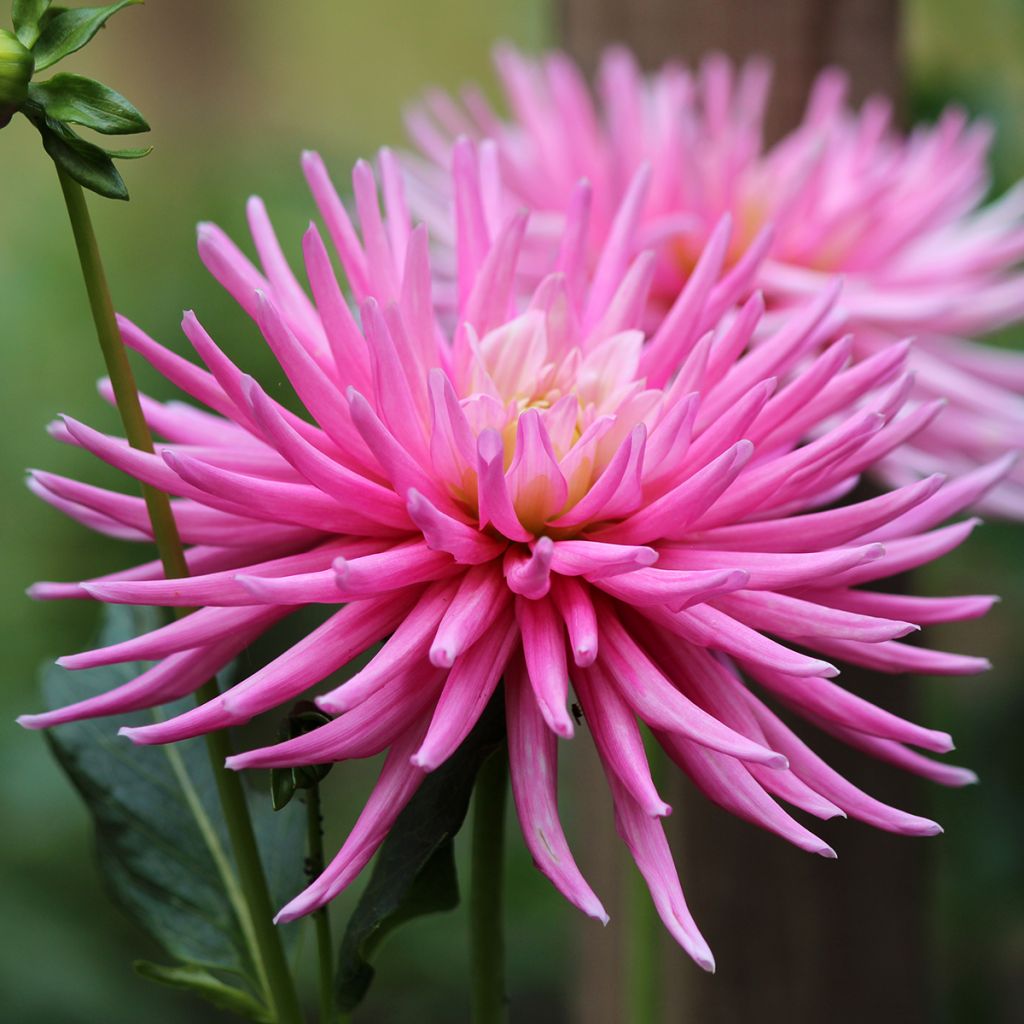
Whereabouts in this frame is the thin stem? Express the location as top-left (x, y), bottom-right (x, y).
top-left (470, 745), bottom-right (508, 1024)
top-left (626, 858), bottom-right (660, 1023)
top-left (55, 167), bottom-right (188, 579)
top-left (55, 167), bottom-right (304, 1024)
top-left (306, 784), bottom-right (334, 1024)
top-left (627, 733), bottom-right (664, 1024)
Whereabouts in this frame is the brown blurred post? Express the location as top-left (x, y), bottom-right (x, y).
top-left (557, 4), bottom-right (934, 1024)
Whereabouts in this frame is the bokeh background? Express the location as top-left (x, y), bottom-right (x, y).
top-left (1, 1), bottom-right (1022, 1021)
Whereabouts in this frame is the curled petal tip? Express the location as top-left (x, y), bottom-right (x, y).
top-left (16, 713), bottom-right (43, 730)
top-left (551, 717), bottom-right (575, 740)
top-left (54, 656), bottom-right (73, 669)
top-left (574, 645), bottom-right (597, 667)
top-left (818, 845), bottom-right (838, 860)
top-left (313, 694), bottom-right (341, 715)
top-left (695, 950), bottom-right (716, 974)
top-left (428, 644), bottom-right (456, 668)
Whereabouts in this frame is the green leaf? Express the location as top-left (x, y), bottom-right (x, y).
top-left (32, 0), bottom-right (141, 72)
top-left (12, 0), bottom-right (51, 47)
top-left (134, 962), bottom-right (275, 1022)
top-left (104, 142), bottom-right (151, 158)
top-left (28, 72), bottom-right (149, 133)
top-left (41, 605), bottom-right (308, 1012)
top-left (335, 691), bottom-right (506, 1012)
top-left (28, 108), bottom-right (129, 199)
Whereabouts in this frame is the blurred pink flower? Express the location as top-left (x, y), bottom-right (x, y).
top-left (406, 46), bottom-right (1024, 515)
top-left (22, 144), bottom-right (1000, 968)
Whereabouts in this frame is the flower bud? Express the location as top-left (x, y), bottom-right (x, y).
top-left (0, 29), bottom-right (33, 129)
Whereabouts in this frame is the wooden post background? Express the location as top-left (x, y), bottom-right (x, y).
top-left (557, 4), bottom-right (935, 1023)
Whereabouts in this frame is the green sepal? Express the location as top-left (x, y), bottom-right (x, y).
top-left (28, 72), bottom-right (149, 133)
top-left (270, 702), bottom-right (333, 811)
top-left (133, 962), bottom-right (275, 1023)
top-left (12, 0), bottom-right (51, 47)
top-left (32, 0), bottom-right (141, 72)
top-left (335, 690), bottom-right (506, 1012)
top-left (25, 103), bottom-right (129, 199)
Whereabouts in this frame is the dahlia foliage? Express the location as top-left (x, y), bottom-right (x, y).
top-left (23, 143), bottom-right (1001, 969)
top-left (406, 46), bottom-right (1024, 516)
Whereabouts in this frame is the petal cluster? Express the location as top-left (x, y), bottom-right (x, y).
top-left (22, 144), bottom-right (999, 968)
top-left (406, 45), bottom-right (1024, 516)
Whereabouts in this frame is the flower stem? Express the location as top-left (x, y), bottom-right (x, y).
top-left (55, 167), bottom-right (304, 1024)
top-left (470, 744), bottom-right (508, 1024)
top-left (626, 858), bottom-right (660, 1023)
top-left (55, 167), bottom-right (189, 580)
top-left (627, 734), bottom-right (663, 1024)
top-left (305, 783), bottom-right (335, 1024)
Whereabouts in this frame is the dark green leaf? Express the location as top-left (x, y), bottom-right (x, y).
top-left (29, 72), bottom-right (149, 133)
top-left (41, 605), bottom-right (308, 1010)
top-left (32, 0), bottom-right (141, 72)
top-left (335, 692), bottom-right (506, 1012)
top-left (37, 4), bottom-right (69, 31)
top-left (12, 0), bottom-right (51, 47)
top-left (134, 962), bottom-right (275, 1022)
top-left (30, 109), bottom-right (129, 199)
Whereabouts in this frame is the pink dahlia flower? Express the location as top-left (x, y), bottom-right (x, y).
top-left (22, 143), bottom-right (1001, 969)
top-left (406, 46), bottom-right (1024, 516)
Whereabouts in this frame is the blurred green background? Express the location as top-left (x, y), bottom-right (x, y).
top-left (1, 1), bottom-right (1022, 1021)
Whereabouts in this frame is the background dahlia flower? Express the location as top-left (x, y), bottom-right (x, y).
top-left (21, 142), bottom-right (1002, 969)
top-left (405, 45), bottom-right (1024, 517)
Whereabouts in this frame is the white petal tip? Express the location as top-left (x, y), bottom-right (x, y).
top-left (818, 846), bottom-right (838, 860)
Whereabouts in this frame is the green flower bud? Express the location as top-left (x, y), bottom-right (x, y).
top-left (0, 28), bottom-right (33, 128)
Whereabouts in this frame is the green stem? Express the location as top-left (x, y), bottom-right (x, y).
top-left (469, 745), bottom-right (508, 1024)
top-left (626, 858), bottom-right (660, 1023)
top-left (627, 734), bottom-right (663, 1024)
top-left (306, 784), bottom-right (334, 1024)
top-left (55, 167), bottom-right (189, 579)
top-left (55, 167), bottom-right (304, 1024)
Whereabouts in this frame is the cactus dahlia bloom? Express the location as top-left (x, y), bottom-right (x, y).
top-left (21, 144), bottom-right (1000, 970)
top-left (405, 46), bottom-right (1024, 516)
